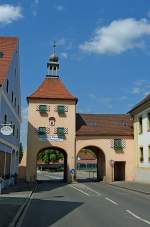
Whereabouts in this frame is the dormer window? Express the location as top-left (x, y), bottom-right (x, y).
top-left (0, 51), bottom-right (4, 58)
top-left (39, 105), bottom-right (47, 113)
top-left (12, 91), bottom-right (14, 103)
top-left (6, 79), bottom-right (9, 93)
top-left (57, 105), bottom-right (65, 114)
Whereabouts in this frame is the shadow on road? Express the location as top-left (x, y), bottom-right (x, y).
top-left (77, 178), bottom-right (98, 183)
top-left (0, 197), bottom-right (26, 227)
top-left (1, 180), bottom-right (35, 194)
top-left (21, 199), bottom-right (83, 227)
top-left (35, 181), bottom-right (67, 193)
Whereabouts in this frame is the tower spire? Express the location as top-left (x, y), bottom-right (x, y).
top-left (47, 41), bottom-right (59, 78)
top-left (53, 40), bottom-right (56, 55)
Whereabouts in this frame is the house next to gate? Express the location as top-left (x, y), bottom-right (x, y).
top-left (0, 37), bottom-right (21, 188)
top-left (129, 94), bottom-right (150, 183)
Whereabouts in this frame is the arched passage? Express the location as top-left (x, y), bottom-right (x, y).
top-left (36, 146), bottom-right (68, 182)
top-left (76, 146), bottom-right (106, 182)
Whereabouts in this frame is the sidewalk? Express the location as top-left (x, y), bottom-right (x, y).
top-left (0, 181), bottom-right (35, 227)
top-left (110, 181), bottom-right (150, 195)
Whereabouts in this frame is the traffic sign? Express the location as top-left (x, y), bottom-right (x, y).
top-left (70, 168), bottom-right (75, 174)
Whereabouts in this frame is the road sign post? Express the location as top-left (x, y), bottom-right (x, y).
top-left (70, 168), bottom-right (75, 183)
top-left (109, 160), bottom-right (115, 182)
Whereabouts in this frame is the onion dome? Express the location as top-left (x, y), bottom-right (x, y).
top-left (49, 53), bottom-right (59, 62)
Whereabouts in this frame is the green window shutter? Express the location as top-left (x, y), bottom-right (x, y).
top-left (39, 105), bottom-right (47, 113)
top-left (38, 127), bottom-right (46, 135)
top-left (114, 139), bottom-right (123, 150)
top-left (57, 127), bottom-right (65, 137)
top-left (57, 105), bottom-right (65, 113)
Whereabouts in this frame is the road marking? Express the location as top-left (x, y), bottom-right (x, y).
top-left (126, 210), bottom-right (150, 225)
top-left (70, 185), bottom-right (89, 196)
top-left (82, 184), bottom-right (101, 196)
top-left (105, 197), bottom-right (118, 205)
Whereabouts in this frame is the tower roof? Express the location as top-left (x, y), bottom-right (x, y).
top-left (27, 77), bottom-right (78, 103)
top-left (0, 37), bottom-right (18, 86)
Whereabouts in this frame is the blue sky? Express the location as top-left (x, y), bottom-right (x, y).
top-left (1, 0), bottom-right (150, 147)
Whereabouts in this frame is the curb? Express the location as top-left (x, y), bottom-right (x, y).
top-left (110, 184), bottom-right (150, 196)
top-left (8, 183), bottom-right (37, 227)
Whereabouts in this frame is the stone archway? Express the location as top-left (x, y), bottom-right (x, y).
top-left (36, 146), bottom-right (68, 182)
top-left (76, 146), bottom-right (106, 182)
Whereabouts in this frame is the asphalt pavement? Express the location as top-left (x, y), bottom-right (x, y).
top-left (16, 172), bottom-right (150, 227)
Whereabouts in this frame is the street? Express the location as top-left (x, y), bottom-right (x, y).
top-left (16, 172), bottom-right (150, 227)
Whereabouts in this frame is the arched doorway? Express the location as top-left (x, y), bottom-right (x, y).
top-left (76, 146), bottom-right (105, 182)
top-left (36, 147), bottom-right (68, 182)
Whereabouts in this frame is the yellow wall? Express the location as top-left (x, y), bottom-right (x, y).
top-left (76, 136), bottom-right (135, 182)
top-left (26, 99), bottom-right (135, 183)
top-left (26, 99), bottom-right (76, 182)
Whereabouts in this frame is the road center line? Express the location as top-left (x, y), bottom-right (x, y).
top-left (126, 210), bottom-right (150, 225)
top-left (105, 197), bottom-right (118, 205)
top-left (82, 184), bottom-right (101, 196)
top-left (70, 185), bottom-right (89, 196)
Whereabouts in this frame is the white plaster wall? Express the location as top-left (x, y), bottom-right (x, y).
top-left (135, 168), bottom-right (150, 183)
top-left (137, 107), bottom-right (150, 168)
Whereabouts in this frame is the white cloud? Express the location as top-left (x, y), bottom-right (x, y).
top-left (32, 0), bottom-right (39, 16)
top-left (131, 79), bottom-right (150, 96)
top-left (147, 11), bottom-right (150, 18)
top-left (55, 5), bottom-right (64, 12)
top-left (80, 18), bottom-right (150, 54)
top-left (60, 52), bottom-right (68, 59)
top-left (119, 96), bottom-right (128, 101)
top-left (89, 94), bottom-right (113, 109)
top-left (0, 4), bottom-right (22, 24)
top-left (131, 87), bottom-right (142, 94)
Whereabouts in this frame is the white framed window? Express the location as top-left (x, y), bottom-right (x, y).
top-left (138, 116), bottom-right (143, 134)
top-left (147, 113), bottom-right (150, 131)
top-left (139, 147), bottom-right (144, 162)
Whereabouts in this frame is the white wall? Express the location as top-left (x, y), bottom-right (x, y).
top-left (137, 107), bottom-right (150, 168)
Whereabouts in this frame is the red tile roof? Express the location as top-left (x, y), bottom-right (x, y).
top-left (76, 113), bottom-right (133, 136)
top-left (128, 93), bottom-right (150, 113)
top-left (28, 77), bottom-right (78, 102)
top-left (0, 37), bottom-right (18, 86)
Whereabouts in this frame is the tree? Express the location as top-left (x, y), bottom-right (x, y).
top-left (37, 149), bottom-right (64, 164)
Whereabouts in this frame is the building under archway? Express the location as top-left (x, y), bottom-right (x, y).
top-left (76, 146), bottom-right (105, 182)
top-left (36, 147), bottom-right (68, 182)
